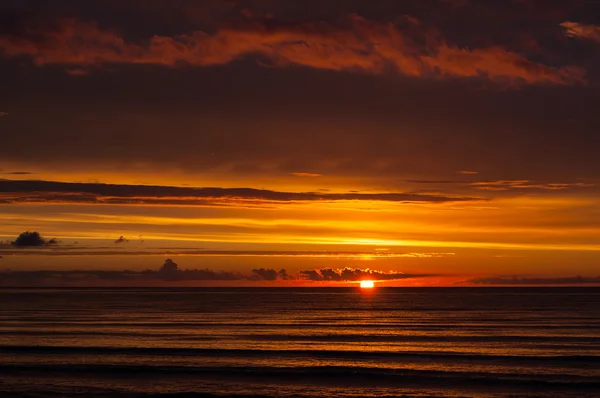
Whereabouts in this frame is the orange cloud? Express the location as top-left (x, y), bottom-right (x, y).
top-left (470, 180), bottom-right (594, 191)
top-left (560, 21), bottom-right (600, 43)
top-left (291, 172), bottom-right (322, 178)
top-left (0, 17), bottom-right (585, 85)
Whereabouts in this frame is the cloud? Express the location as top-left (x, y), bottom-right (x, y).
top-left (2, 172), bottom-right (34, 175)
top-left (11, 231), bottom-right (58, 247)
top-left (0, 267), bottom-right (248, 285)
top-left (299, 267), bottom-right (432, 281)
top-left (458, 170), bottom-right (478, 175)
top-left (0, 16), bottom-right (585, 85)
top-left (250, 268), bottom-right (284, 281)
top-left (0, 179), bottom-right (481, 206)
top-left (159, 258), bottom-right (179, 273)
top-left (0, 112), bottom-right (7, 117)
top-left (292, 173), bottom-right (322, 178)
top-left (299, 269), bottom-right (322, 281)
top-left (469, 275), bottom-right (600, 285)
top-left (406, 179), bottom-right (594, 191)
top-left (470, 180), bottom-right (595, 191)
top-left (560, 21), bottom-right (600, 43)
top-left (0, 246), bottom-right (455, 257)
top-left (155, 258), bottom-right (245, 281)
top-left (0, 261), bottom-right (434, 286)
top-left (114, 236), bottom-right (129, 244)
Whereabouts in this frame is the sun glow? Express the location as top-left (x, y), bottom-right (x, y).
top-left (360, 280), bottom-right (375, 289)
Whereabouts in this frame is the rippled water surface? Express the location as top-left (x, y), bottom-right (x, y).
top-left (1, 287), bottom-right (599, 397)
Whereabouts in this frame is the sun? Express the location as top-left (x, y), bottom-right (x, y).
top-left (360, 280), bottom-right (375, 289)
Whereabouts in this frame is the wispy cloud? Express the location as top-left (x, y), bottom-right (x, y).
top-left (0, 17), bottom-right (585, 85)
top-left (0, 179), bottom-right (481, 206)
top-left (468, 275), bottom-right (600, 285)
top-left (2, 172), bottom-right (34, 176)
top-left (560, 21), bottom-right (600, 43)
top-left (406, 179), bottom-right (594, 191)
top-left (291, 173), bottom-right (322, 178)
top-left (0, 243), bottom-right (456, 258)
top-left (470, 180), bottom-right (595, 191)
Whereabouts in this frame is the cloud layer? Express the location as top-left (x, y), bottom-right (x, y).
top-left (299, 267), bottom-right (431, 281)
top-left (406, 179), bottom-right (595, 192)
top-left (0, 179), bottom-right (479, 206)
top-left (0, 260), bottom-right (431, 286)
top-left (469, 275), bottom-right (600, 285)
top-left (0, 16), bottom-right (585, 85)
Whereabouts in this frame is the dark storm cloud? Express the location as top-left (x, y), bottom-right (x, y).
top-left (469, 275), bottom-right (600, 285)
top-left (299, 267), bottom-right (432, 281)
top-left (0, 179), bottom-right (481, 205)
top-left (0, 13), bottom-right (585, 85)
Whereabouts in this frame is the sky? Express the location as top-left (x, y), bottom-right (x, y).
top-left (1, 0), bottom-right (600, 286)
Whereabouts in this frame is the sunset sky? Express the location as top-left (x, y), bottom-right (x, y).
top-left (1, 0), bottom-right (600, 286)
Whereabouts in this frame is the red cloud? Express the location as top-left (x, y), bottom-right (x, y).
top-left (0, 17), bottom-right (586, 85)
top-left (561, 21), bottom-right (600, 43)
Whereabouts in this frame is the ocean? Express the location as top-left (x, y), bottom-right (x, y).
top-left (0, 287), bottom-right (599, 397)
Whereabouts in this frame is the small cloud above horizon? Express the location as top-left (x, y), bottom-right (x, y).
top-left (292, 172), bottom-right (323, 178)
top-left (2, 171), bottom-right (34, 175)
top-left (114, 236), bottom-right (129, 244)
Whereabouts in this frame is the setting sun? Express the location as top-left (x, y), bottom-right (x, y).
top-left (360, 280), bottom-right (375, 289)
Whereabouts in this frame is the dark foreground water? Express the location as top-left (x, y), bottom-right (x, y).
top-left (0, 287), bottom-right (599, 398)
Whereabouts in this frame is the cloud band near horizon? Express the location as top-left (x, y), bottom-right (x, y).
top-left (0, 179), bottom-right (480, 206)
top-left (0, 263), bottom-right (435, 286)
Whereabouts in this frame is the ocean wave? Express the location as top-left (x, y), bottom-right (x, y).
top-left (2, 362), bottom-right (600, 391)
top-left (2, 321), bottom-right (598, 330)
top-left (1, 330), bottom-right (598, 345)
top-left (2, 345), bottom-right (599, 366)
